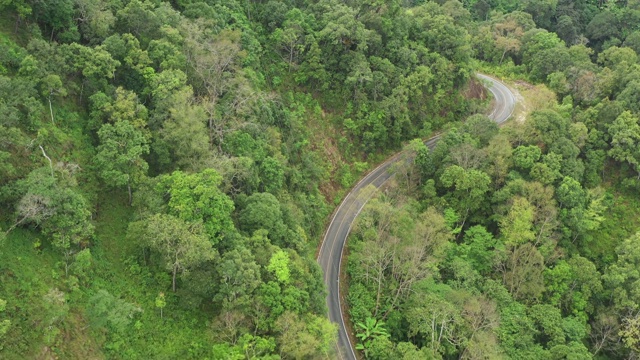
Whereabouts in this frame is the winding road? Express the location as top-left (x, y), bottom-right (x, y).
top-left (317, 74), bottom-right (517, 360)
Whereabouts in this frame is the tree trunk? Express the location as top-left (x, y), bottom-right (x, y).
top-left (48, 96), bottom-right (55, 125)
top-left (39, 145), bottom-right (54, 178)
top-left (5, 214), bottom-right (29, 235)
top-left (499, 48), bottom-right (507, 64)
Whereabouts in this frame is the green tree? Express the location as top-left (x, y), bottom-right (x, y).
top-left (544, 256), bottom-right (602, 316)
top-left (88, 289), bottom-right (142, 334)
top-left (157, 87), bottom-right (209, 170)
top-left (0, 0), bottom-right (32, 25)
top-left (513, 145), bottom-right (542, 170)
top-left (603, 232), bottom-right (640, 312)
top-left (585, 11), bottom-right (620, 48)
top-left (528, 109), bottom-right (570, 146)
top-left (620, 313), bottom-right (640, 354)
top-left (267, 250), bottom-right (291, 284)
top-left (239, 192), bottom-right (289, 246)
top-left (31, 0), bottom-right (77, 42)
top-left (129, 214), bottom-right (217, 292)
top-left (623, 30), bottom-right (640, 55)
top-left (528, 304), bottom-right (566, 348)
top-left (555, 176), bottom-right (585, 209)
top-left (158, 169), bottom-right (234, 243)
top-left (275, 311), bottom-right (337, 359)
top-left (74, 0), bottom-right (116, 43)
top-left (259, 156), bottom-right (285, 194)
top-left (355, 317), bottom-right (390, 357)
top-left (500, 196), bottom-right (536, 246)
top-left (69, 248), bottom-right (93, 286)
top-left (502, 243), bottom-right (545, 301)
top-left (607, 111), bottom-right (640, 179)
top-left (440, 165), bottom-right (491, 227)
top-left (40, 74), bottom-right (66, 125)
top-left (406, 284), bottom-right (463, 357)
top-left (11, 167), bottom-right (94, 275)
top-left (90, 86), bottom-right (148, 129)
top-left (42, 288), bottom-right (69, 346)
top-left (458, 225), bottom-right (499, 275)
top-left (95, 120), bottom-right (150, 204)
top-left (215, 247), bottom-right (261, 309)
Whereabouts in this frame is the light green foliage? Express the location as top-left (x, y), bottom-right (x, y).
top-left (620, 314), bottom-right (640, 353)
top-left (158, 169), bottom-right (234, 243)
top-left (42, 288), bottom-right (68, 346)
top-left (237, 333), bottom-right (279, 359)
top-left (267, 250), bottom-right (291, 284)
top-left (92, 87), bottom-right (148, 128)
top-left (355, 317), bottom-right (390, 357)
top-left (275, 311), bottom-right (337, 359)
top-left (503, 243), bottom-right (545, 301)
top-left (500, 196), bottom-right (536, 246)
top-left (603, 232), bottom-right (640, 312)
top-left (608, 111), bottom-right (640, 178)
top-left (405, 283), bottom-right (464, 357)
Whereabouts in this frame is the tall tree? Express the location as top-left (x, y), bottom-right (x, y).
top-left (95, 119), bottom-right (150, 204)
top-left (129, 214), bottom-right (217, 292)
top-left (608, 111), bottom-right (640, 179)
top-left (158, 169), bottom-right (234, 243)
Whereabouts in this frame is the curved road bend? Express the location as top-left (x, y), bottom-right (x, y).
top-left (317, 74), bottom-right (516, 360)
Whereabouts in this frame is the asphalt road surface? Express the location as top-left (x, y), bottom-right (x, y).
top-left (317, 74), bottom-right (516, 360)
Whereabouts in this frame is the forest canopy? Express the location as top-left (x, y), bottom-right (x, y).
top-left (0, 0), bottom-right (640, 359)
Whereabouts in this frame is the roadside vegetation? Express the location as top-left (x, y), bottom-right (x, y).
top-left (346, 1), bottom-right (640, 358)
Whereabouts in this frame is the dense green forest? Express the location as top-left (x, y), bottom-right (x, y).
top-left (1, 0), bottom-right (640, 359)
top-left (346, 1), bottom-right (640, 359)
